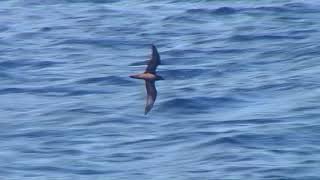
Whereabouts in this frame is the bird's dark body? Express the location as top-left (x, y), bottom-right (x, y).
top-left (130, 73), bottom-right (163, 81)
top-left (130, 45), bottom-right (163, 115)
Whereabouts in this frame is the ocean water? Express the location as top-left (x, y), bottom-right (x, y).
top-left (1, 0), bottom-right (320, 179)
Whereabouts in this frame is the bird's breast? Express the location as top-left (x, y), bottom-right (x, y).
top-left (143, 73), bottom-right (156, 80)
top-left (130, 73), bottom-right (157, 80)
top-left (141, 73), bottom-right (157, 80)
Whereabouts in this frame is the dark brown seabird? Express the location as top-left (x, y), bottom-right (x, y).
top-left (130, 45), bottom-right (164, 115)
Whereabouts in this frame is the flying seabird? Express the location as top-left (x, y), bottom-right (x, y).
top-left (130, 45), bottom-right (164, 115)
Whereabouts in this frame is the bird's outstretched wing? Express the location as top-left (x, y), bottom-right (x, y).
top-left (145, 45), bottom-right (161, 73)
top-left (145, 80), bottom-right (157, 115)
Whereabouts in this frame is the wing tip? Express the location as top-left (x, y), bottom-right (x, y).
top-left (151, 44), bottom-right (157, 52)
top-left (150, 44), bottom-right (160, 64)
top-left (144, 107), bottom-right (151, 115)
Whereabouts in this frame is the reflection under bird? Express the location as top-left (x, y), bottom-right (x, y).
top-left (130, 45), bottom-right (164, 115)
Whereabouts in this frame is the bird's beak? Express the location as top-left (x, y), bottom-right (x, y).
top-left (129, 75), bottom-right (137, 79)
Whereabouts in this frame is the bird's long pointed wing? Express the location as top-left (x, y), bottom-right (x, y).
top-left (145, 80), bottom-right (157, 114)
top-left (145, 45), bottom-right (160, 73)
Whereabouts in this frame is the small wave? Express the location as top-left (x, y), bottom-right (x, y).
top-left (0, 72), bottom-right (12, 79)
top-left (255, 81), bottom-right (300, 92)
top-left (229, 34), bottom-right (306, 42)
top-left (162, 15), bottom-right (206, 23)
top-left (164, 7), bottom-right (237, 24)
top-left (186, 7), bottom-right (237, 15)
top-left (22, 166), bottom-right (113, 175)
top-left (288, 29), bottom-right (318, 35)
top-left (0, 87), bottom-right (25, 94)
top-left (32, 61), bottom-right (64, 69)
top-left (0, 60), bottom-right (62, 70)
top-left (0, 26), bottom-right (9, 33)
top-left (54, 39), bottom-right (112, 47)
top-left (243, 3), bottom-right (318, 15)
top-left (83, 118), bottom-right (134, 127)
top-left (14, 32), bottom-right (39, 39)
top-left (206, 48), bottom-right (249, 55)
top-left (195, 132), bottom-right (294, 150)
top-left (0, 60), bottom-right (30, 69)
top-left (284, 2), bottom-right (307, 8)
top-left (68, 107), bottom-right (106, 115)
top-left (284, 2), bottom-right (318, 13)
top-left (76, 76), bottom-right (134, 86)
top-left (212, 7), bottom-right (238, 15)
top-left (21, 149), bottom-right (83, 156)
top-left (254, 6), bottom-right (289, 12)
top-left (40, 27), bottom-right (52, 32)
top-left (161, 68), bottom-right (206, 79)
top-left (0, 86), bottom-right (109, 96)
top-left (6, 130), bottom-right (61, 138)
top-left (158, 96), bottom-right (245, 114)
top-left (291, 105), bottom-right (320, 113)
top-left (164, 49), bottom-right (207, 57)
top-left (108, 152), bottom-right (150, 162)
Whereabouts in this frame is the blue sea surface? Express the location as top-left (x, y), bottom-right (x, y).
top-left (1, 0), bottom-right (320, 179)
